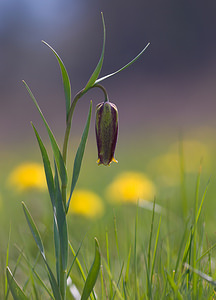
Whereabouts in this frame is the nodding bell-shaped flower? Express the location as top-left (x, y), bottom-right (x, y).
top-left (95, 101), bottom-right (118, 166)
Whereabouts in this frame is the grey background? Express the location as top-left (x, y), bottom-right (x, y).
top-left (1, 0), bottom-right (216, 145)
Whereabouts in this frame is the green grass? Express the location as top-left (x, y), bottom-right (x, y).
top-left (1, 133), bottom-right (216, 299)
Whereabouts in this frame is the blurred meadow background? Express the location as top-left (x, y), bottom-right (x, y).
top-left (2, 1), bottom-right (216, 298)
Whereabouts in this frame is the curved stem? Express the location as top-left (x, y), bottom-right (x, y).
top-left (62, 83), bottom-right (109, 165)
top-left (93, 84), bottom-right (109, 102)
top-left (61, 83), bottom-right (109, 208)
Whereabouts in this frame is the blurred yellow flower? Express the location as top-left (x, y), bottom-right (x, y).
top-left (170, 140), bottom-right (211, 172)
top-left (68, 189), bottom-right (104, 218)
top-left (106, 172), bottom-right (156, 203)
top-left (8, 162), bottom-right (46, 191)
top-left (147, 139), bottom-right (211, 186)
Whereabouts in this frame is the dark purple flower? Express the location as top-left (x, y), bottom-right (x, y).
top-left (95, 101), bottom-right (118, 166)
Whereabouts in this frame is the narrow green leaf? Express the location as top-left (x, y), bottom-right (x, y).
top-left (23, 80), bottom-right (67, 187)
top-left (54, 162), bottom-right (68, 271)
top-left (68, 241), bottom-right (86, 282)
top-left (95, 42), bottom-right (150, 84)
top-left (67, 101), bottom-right (92, 211)
top-left (32, 124), bottom-right (55, 207)
top-left (166, 271), bottom-right (183, 300)
top-left (148, 200), bottom-right (156, 273)
top-left (5, 225), bottom-right (11, 299)
top-left (105, 230), bottom-right (113, 298)
top-left (124, 246), bottom-right (131, 284)
top-left (6, 267), bottom-right (28, 300)
top-left (54, 215), bottom-right (60, 286)
top-left (197, 242), bottom-right (216, 263)
top-left (102, 258), bottom-right (124, 300)
top-left (195, 176), bottom-right (210, 225)
top-left (22, 202), bottom-right (45, 257)
top-left (174, 223), bottom-right (188, 281)
top-left (111, 262), bottom-right (124, 300)
top-left (185, 262), bottom-right (216, 287)
top-left (134, 203), bottom-right (138, 300)
top-left (42, 40), bottom-right (71, 120)
top-left (67, 238), bottom-right (85, 278)
top-left (15, 245), bottom-right (54, 299)
top-left (151, 216), bottom-right (161, 282)
top-left (81, 238), bottom-right (101, 300)
top-left (22, 202), bottom-right (62, 300)
top-left (54, 163), bottom-right (67, 300)
top-left (83, 13), bottom-right (106, 92)
top-left (144, 252), bottom-right (151, 300)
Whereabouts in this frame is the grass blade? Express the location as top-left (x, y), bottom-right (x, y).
top-left (83, 13), bottom-right (105, 92)
top-left (54, 216), bottom-right (60, 286)
top-left (22, 202), bottom-right (62, 300)
top-left (6, 267), bottom-right (28, 300)
top-left (81, 238), bottom-right (101, 300)
top-left (69, 241), bottom-right (86, 282)
top-left (111, 262), bottom-right (124, 300)
top-left (67, 237), bottom-right (85, 278)
top-left (42, 40), bottom-right (71, 120)
top-left (102, 258), bottom-right (124, 300)
top-left (22, 202), bottom-right (45, 257)
top-left (54, 161), bottom-right (68, 271)
top-left (125, 246), bottom-right (131, 285)
top-left (95, 42), bottom-right (150, 84)
top-left (32, 124), bottom-right (55, 207)
top-left (23, 80), bottom-right (67, 188)
top-left (15, 245), bottom-right (54, 299)
top-left (106, 230), bottom-right (113, 298)
top-left (185, 263), bottom-right (216, 287)
top-left (134, 204), bottom-right (138, 300)
top-left (5, 225), bottom-right (11, 299)
top-left (151, 216), bottom-right (161, 282)
top-left (166, 271), bottom-right (183, 300)
top-left (67, 101), bottom-right (92, 211)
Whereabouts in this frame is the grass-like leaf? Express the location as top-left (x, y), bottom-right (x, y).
top-left (185, 263), bottom-right (216, 287)
top-left (81, 238), bottom-right (101, 300)
top-left (15, 245), bottom-right (54, 299)
top-left (67, 101), bottom-right (92, 212)
top-left (102, 258), bottom-right (124, 300)
top-left (22, 202), bottom-right (62, 300)
top-left (83, 13), bottom-right (105, 92)
top-left (54, 216), bottom-right (60, 286)
top-left (6, 267), bottom-right (28, 300)
top-left (5, 225), bottom-right (11, 299)
top-left (54, 162), bottom-right (68, 272)
top-left (151, 216), bottom-right (161, 283)
top-left (23, 80), bottom-right (67, 188)
top-left (166, 271), bottom-right (183, 300)
top-left (32, 124), bottom-right (55, 207)
top-left (134, 204), bottom-right (138, 300)
top-left (42, 40), bottom-right (71, 121)
top-left (22, 202), bottom-right (45, 257)
top-left (95, 42), bottom-right (150, 84)
top-left (105, 230), bottom-right (113, 298)
top-left (67, 238), bottom-right (85, 278)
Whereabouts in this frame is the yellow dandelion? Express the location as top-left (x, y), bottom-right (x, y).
top-left (68, 189), bottom-right (104, 218)
top-left (106, 172), bottom-right (156, 204)
top-left (8, 162), bottom-right (46, 191)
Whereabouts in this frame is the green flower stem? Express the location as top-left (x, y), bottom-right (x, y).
top-left (59, 256), bottom-right (67, 300)
top-left (63, 84), bottom-right (109, 163)
top-left (61, 84), bottom-right (109, 209)
top-left (94, 84), bottom-right (109, 102)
